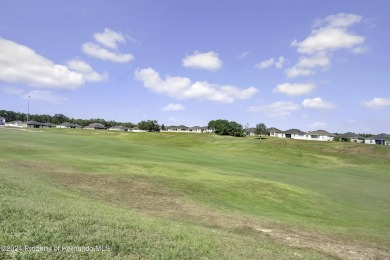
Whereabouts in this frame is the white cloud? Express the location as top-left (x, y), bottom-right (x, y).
top-left (286, 52), bottom-right (331, 78)
top-left (93, 28), bottom-right (126, 49)
top-left (82, 42), bottom-right (134, 63)
top-left (275, 56), bottom-right (286, 69)
top-left (67, 59), bottom-right (108, 82)
top-left (0, 86), bottom-right (24, 95)
top-left (248, 101), bottom-right (300, 119)
top-left (22, 90), bottom-right (68, 104)
top-left (135, 68), bottom-right (258, 103)
top-left (361, 97), bottom-right (390, 110)
top-left (287, 13), bottom-right (365, 78)
top-left (0, 37), bottom-right (104, 89)
top-left (237, 51), bottom-right (250, 59)
top-left (285, 67), bottom-right (314, 78)
top-left (256, 58), bottom-right (274, 69)
top-left (162, 103), bottom-right (185, 112)
top-left (302, 97), bottom-right (336, 110)
top-left (256, 56), bottom-right (285, 69)
top-left (182, 51), bottom-right (222, 71)
top-left (291, 22), bottom-right (365, 54)
top-left (313, 13), bottom-right (363, 29)
top-left (274, 82), bottom-right (315, 96)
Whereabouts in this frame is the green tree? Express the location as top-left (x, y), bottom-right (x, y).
top-left (138, 120), bottom-right (160, 132)
top-left (208, 119), bottom-right (244, 137)
top-left (255, 123), bottom-right (267, 139)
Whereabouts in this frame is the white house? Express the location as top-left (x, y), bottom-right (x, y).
top-left (267, 127), bottom-right (283, 137)
top-left (56, 122), bottom-right (82, 129)
top-left (365, 133), bottom-right (390, 145)
top-left (5, 121), bottom-right (23, 127)
top-left (128, 127), bottom-right (147, 132)
top-left (339, 132), bottom-right (365, 143)
top-left (109, 126), bottom-right (129, 131)
top-left (281, 129), bottom-right (307, 140)
top-left (306, 130), bottom-right (334, 141)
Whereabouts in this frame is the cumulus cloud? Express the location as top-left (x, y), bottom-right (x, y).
top-left (182, 51), bottom-right (222, 71)
top-left (22, 90), bottom-right (68, 104)
top-left (162, 103), bottom-right (185, 112)
top-left (0, 37), bottom-right (104, 89)
top-left (286, 53), bottom-right (330, 78)
top-left (256, 56), bottom-right (285, 69)
top-left (361, 97), bottom-right (390, 110)
top-left (274, 82), bottom-right (315, 96)
top-left (67, 59), bottom-right (108, 82)
top-left (291, 13), bottom-right (364, 54)
top-left (135, 68), bottom-right (258, 104)
top-left (82, 42), bottom-right (134, 63)
top-left (0, 86), bottom-right (24, 95)
top-left (256, 58), bottom-right (274, 69)
top-left (302, 97), bottom-right (336, 110)
top-left (287, 13), bottom-right (365, 78)
top-left (248, 101), bottom-right (300, 119)
top-left (93, 28), bottom-right (126, 49)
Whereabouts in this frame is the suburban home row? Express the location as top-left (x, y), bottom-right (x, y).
top-left (1, 119), bottom-right (388, 145)
top-left (3, 120), bottom-right (146, 132)
top-left (245, 127), bottom-right (390, 145)
top-left (162, 125), bottom-right (213, 133)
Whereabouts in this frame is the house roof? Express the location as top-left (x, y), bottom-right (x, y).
top-left (339, 132), bottom-right (364, 139)
top-left (307, 130), bottom-right (334, 136)
top-left (86, 123), bottom-right (106, 129)
top-left (366, 133), bottom-right (389, 140)
top-left (0, 116), bottom-right (5, 120)
top-left (245, 127), bottom-right (256, 133)
top-left (26, 120), bottom-right (44, 126)
top-left (267, 127), bottom-right (282, 133)
top-left (43, 123), bottom-right (56, 127)
top-left (283, 128), bottom-right (306, 135)
top-left (59, 122), bottom-right (81, 128)
top-left (110, 126), bottom-right (128, 130)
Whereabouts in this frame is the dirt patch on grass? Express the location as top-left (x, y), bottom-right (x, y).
top-left (22, 161), bottom-right (390, 259)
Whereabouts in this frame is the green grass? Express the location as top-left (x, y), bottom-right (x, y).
top-left (0, 127), bottom-right (389, 259)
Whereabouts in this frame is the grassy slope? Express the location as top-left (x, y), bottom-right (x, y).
top-left (0, 128), bottom-right (389, 259)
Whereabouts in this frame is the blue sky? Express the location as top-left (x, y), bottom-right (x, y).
top-left (1, 0), bottom-right (389, 133)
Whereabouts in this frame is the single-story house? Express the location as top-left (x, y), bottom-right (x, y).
top-left (43, 123), bottom-right (56, 128)
top-left (163, 125), bottom-right (212, 133)
top-left (164, 125), bottom-right (189, 132)
top-left (56, 122), bottom-right (82, 129)
top-left (128, 127), bottom-right (147, 132)
top-left (0, 116), bottom-right (5, 125)
top-left (84, 123), bottom-right (106, 130)
top-left (109, 126), bottom-right (129, 131)
top-left (188, 126), bottom-right (207, 133)
top-left (282, 129), bottom-right (307, 140)
top-left (245, 127), bottom-right (256, 136)
top-left (365, 133), bottom-right (390, 145)
top-left (267, 127), bottom-right (283, 137)
top-left (22, 121), bottom-right (45, 128)
top-left (306, 130), bottom-right (334, 141)
top-left (339, 132), bottom-right (365, 143)
top-left (5, 121), bottom-right (23, 127)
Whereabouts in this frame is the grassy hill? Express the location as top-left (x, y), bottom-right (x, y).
top-left (1, 127), bottom-right (389, 259)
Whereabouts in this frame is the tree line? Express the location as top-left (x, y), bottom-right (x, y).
top-left (0, 109), bottom-right (138, 128)
top-left (1, 110), bottom-right (271, 137)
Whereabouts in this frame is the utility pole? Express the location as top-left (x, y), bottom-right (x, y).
top-left (27, 95), bottom-right (30, 124)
